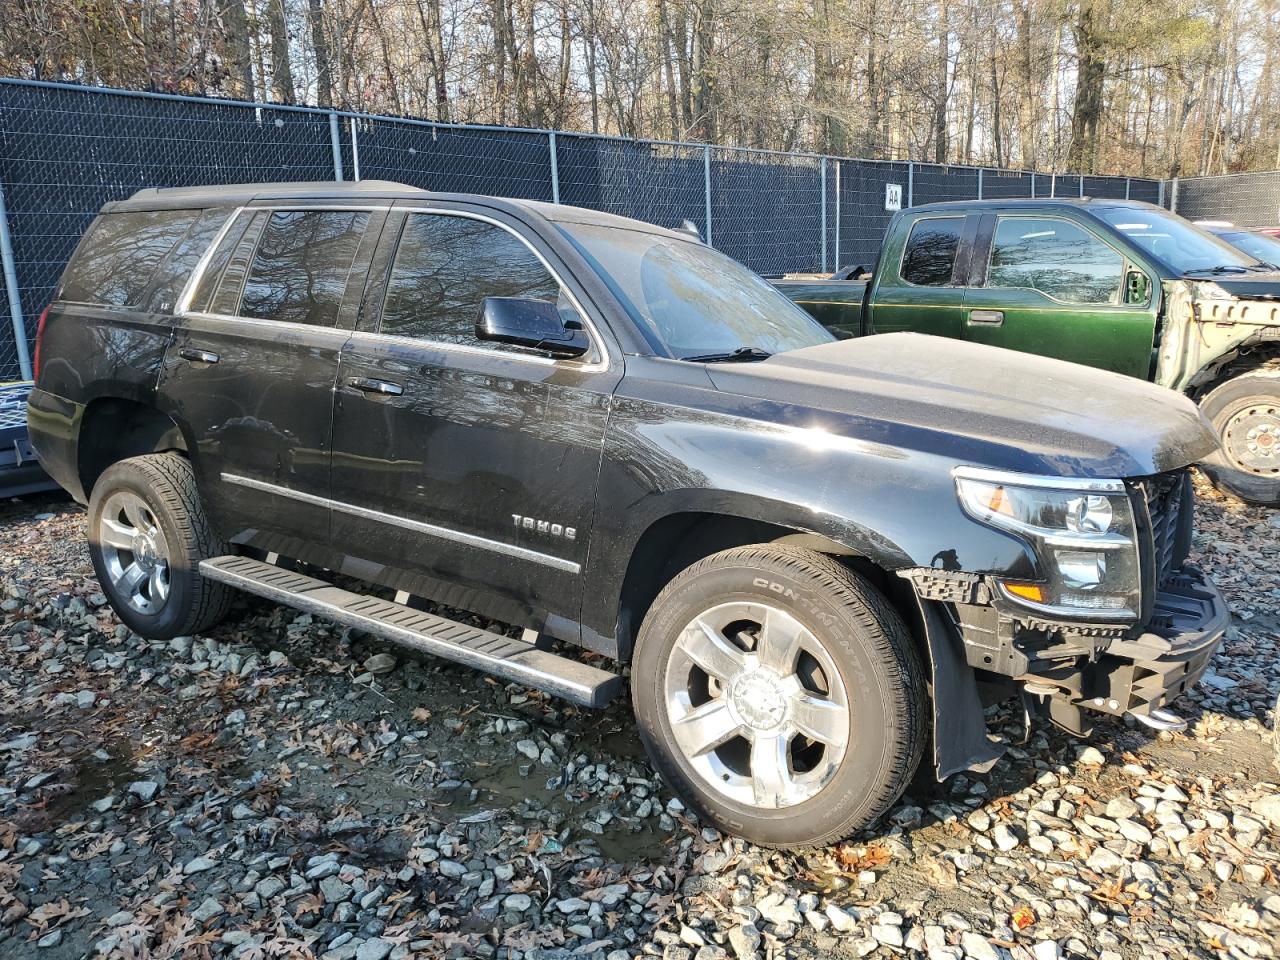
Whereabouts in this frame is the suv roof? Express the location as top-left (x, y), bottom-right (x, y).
top-left (913, 197), bottom-right (1160, 213)
top-left (106, 180), bottom-right (689, 239)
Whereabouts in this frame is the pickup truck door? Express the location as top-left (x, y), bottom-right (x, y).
top-left (865, 214), bottom-right (978, 338)
top-left (961, 213), bottom-right (1157, 379)
top-left (157, 205), bottom-right (384, 564)
top-left (326, 208), bottom-right (622, 641)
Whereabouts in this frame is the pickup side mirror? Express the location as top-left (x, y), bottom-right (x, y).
top-left (475, 296), bottom-right (590, 359)
top-left (1125, 269), bottom-right (1152, 305)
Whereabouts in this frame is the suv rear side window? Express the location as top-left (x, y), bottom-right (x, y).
top-left (61, 209), bottom-right (199, 306)
top-left (380, 213), bottom-right (563, 347)
top-left (987, 217), bottom-right (1123, 304)
top-left (239, 210), bottom-right (370, 326)
top-left (901, 218), bottom-right (963, 286)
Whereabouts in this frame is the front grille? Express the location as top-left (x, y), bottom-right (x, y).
top-left (1142, 470), bottom-right (1192, 588)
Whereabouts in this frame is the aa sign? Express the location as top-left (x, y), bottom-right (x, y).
top-left (885, 183), bottom-right (902, 211)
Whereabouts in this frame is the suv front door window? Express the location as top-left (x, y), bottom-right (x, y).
top-left (328, 210), bottom-right (621, 629)
top-left (963, 215), bottom-right (1156, 378)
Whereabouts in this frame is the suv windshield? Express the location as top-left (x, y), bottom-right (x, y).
top-left (556, 222), bottom-right (834, 359)
top-left (1092, 206), bottom-right (1263, 274)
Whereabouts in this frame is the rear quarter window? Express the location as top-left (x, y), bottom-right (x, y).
top-left (60, 209), bottom-right (201, 307)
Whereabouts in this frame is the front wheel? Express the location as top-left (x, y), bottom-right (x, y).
top-left (1198, 368), bottom-right (1280, 505)
top-left (632, 545), bottom-right (927, 848)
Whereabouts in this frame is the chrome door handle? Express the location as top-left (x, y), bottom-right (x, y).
top-left (179, 347), bottom-right (220, 364)
top-left (967, 309), bottom-right (1004, 327)
top-left (346, 376), bottom-right (403, 397)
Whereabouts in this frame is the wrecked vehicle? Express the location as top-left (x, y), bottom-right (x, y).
top-left (29, 182), bottom-right (1226, 846)
top-left (775, 200), bottom-right (1280, 505)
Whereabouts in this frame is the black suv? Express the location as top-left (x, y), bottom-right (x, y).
top-left (28, 181), bottom-right (1227, 847)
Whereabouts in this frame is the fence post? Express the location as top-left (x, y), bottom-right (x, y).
top-left (1050, 175), bottom-right (1056, 199)
top-left (1079, 176), bottom-right (1085, 198)
top-left (1170, 177), bottom-right (1180, 213)
top-left (548, 132), bottom-right (560, 204)
top-left (977, 168), bottom-right (983, 200)
top-left (1125, 177), bottom-right (1131, 200)
top-left (1158, 179), bottom-right (1166, 208)
top-left (0, 179), bottom-right (31, 381)
top-left (820, 157), bottom-right (828, 273)
top-left (834, 161), bottom-right (841, 269)
top-left (907, 161), bottom-right (914, 208)
top-left (329, 112), bottom-right (344, 181)
top-left (703, 146), bottom-right (712, 246)
top-left (1030, 171), bottom-right (1035, 198)
top-left (349, 117), bottom-right (362, 181)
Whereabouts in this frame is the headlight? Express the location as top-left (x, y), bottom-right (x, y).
top-left (954, 467), bottom-right (1140, 620)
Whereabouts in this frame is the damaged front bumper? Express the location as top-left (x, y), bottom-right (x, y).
top-left (1018, 565), bottom-right (1227, 736)
top-left (903, 563), bottom-right (1227, 778)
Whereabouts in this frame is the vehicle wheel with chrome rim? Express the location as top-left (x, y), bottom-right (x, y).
top-left (88, 454), bottom-right (232, 640)
top-left (1199, 367), bottom-right (1280, 506)
top-left (633, 545), bottom-right (927, 848)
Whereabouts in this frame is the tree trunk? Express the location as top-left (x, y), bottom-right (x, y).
top-left (691, 0), bottom-right (716, 141)
top-left (933, 0), bottom-right (949, 163)
top-left (266, 0), bottom-right (294, 103)
top-left (306, 0), bottom-right (333, 106)
top-left (1066, 3), bottom-right (1106, 173)
top-left (221, 0), bottom-right (255, 99)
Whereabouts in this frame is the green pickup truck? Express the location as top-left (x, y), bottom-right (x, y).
top-left (773, 199), bottom-right (1280, 505)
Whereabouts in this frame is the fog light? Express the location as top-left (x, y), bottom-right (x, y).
top-left (1055, 550), bottom-right (1106, 589)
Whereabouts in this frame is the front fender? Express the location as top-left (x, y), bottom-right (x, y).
top-left (581, 367), bottom-right (1038, 643)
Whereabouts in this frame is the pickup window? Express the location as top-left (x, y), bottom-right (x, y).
top-left (987, 216), bottom-right (1124, 305)
top-left (381, 213), bottom-right (564, 348)
top-left (900, 217), bottom-right (963, 287)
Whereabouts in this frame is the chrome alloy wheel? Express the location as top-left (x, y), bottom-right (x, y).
top-left (97, 491), bottom-right (171, 615)
top-left (1223, 402), bottom-right (1280, 475)
top-left (662, 601), bottom-right (850, 809)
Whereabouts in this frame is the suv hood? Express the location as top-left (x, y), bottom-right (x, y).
top-left (707, 333), bottom-right (1218, 478)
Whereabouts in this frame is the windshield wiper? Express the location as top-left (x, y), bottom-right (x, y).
top-left (681, 346), bottom-right (773, 363)
top-left (1189, 265), bottom-right (1253, 275)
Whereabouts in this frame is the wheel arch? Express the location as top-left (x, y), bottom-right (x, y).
top-left (612, 504), bottom-right (918, 665)
top-left (77, 397), bottom-right (190, 499)
top-left (1188, 338), bottom-right (1280, 400)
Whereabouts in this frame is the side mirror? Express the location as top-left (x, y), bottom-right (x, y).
top-left (1125, 269), bottom-right (1151, 305)
top-left (475, 297), bottom-right (590, 359)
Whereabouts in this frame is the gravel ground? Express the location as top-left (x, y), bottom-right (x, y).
top-left (0, 474), bottom-right (1277, 960)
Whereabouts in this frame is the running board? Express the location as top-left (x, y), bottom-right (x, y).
top-left (198, 556), bottom-right (623, 708)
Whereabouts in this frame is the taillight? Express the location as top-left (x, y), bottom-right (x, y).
top-left (32, 304), bottom-right (49, 382)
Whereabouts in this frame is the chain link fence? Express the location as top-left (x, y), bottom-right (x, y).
top-left (1167, 172), bottom-right (1280, 228)
top-left (1, 78), bottom-right (1162, 381)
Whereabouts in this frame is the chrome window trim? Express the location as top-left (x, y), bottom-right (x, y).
top-left (176, 204), bottom-right (611, 371)
top-left (221, 473), bottom-right (581, 574)
top-left (953, 465), bottom-right (1126, 493)
top-left (175, 206), bottom-right (246, 315)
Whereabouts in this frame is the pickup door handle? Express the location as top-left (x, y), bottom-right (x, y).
top-left (179, 347), bottom-right (219, 364)
top-left (346, 376), bottom-right (403, 397)
top-left (967, 309), bottom-right (1004, 327)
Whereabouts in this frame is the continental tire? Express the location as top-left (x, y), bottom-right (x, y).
top-left (87, 454), bottom-right (232, 640)
top-left (1198, 368), bottom-right (1280, 506)
top-left (632, 544), bottom-right (927, 848)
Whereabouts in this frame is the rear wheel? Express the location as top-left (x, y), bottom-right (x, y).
top-left (632, 545), bottom-right (927, 848)
top-left (1199, 368), bottom-right (1280, 505)
top-left (88, 454), bottom-right (231, 640)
